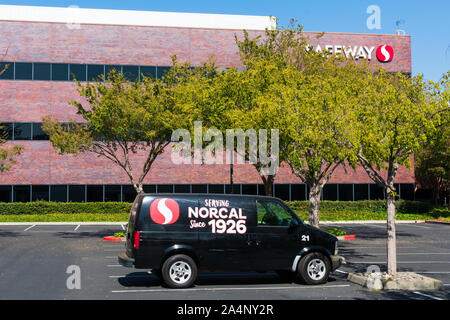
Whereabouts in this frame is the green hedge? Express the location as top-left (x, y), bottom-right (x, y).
top-left (0, 201), bottom-right (132, 215)
top-left (286, 200), bottom-right (435, 214)
top-left (0, 200), bottom-right (446, 218)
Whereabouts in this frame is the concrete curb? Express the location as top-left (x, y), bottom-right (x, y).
top-left (347, 272), bottom-right (444, 291)
top-left (425, 220), bottom-right (450, 225)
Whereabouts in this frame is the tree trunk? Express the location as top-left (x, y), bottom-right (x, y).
top-left (264, 175), bottom-right (274, 197)
top-left (134, 183), bottom-right (144, 195)
top-left (386, 189), bottom-right (397, 275)
top-left (308, 184), bottom-right (321, 228)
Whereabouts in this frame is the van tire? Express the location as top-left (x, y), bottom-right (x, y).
top-left (161, 254), bottom-right (197, 289)
top-left (297, 252), bottom-right (330, 285)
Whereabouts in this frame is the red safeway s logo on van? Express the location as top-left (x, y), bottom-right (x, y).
top-left (150, 198), bottom-right (180, 225)
top-left (376, 45), bottom-right (394, 62)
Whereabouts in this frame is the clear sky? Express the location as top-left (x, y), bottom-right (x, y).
top-left (1, 0), bottom-right (449, 81)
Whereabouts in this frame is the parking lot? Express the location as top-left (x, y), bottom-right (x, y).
top-left (0, 222), bottom-right (448, 300)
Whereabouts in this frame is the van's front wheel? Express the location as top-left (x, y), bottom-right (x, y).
top-left (298, 252), bottom-right (330, 285)
top-left (162, 254), bottom-right (197, 288)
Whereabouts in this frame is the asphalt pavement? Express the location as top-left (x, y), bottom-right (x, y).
top-left (0, 222), bottom-right (448, 300)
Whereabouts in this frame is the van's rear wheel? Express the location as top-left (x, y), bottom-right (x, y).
top-left (162, 254), bottom-right (197, 288)
top-left (297, 252), bottom-right (330, 285)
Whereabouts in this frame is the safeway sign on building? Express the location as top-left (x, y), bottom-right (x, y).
top-left (308, 44), bottom-right (394, 62)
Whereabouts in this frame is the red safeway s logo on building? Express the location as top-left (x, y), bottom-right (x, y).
top-left (150, 198), bottom-right (180, 224)
top-left (376, 45), bottom-right (394, 62)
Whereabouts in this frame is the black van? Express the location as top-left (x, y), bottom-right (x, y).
top-left (118, 194), bottom-right (344, 288)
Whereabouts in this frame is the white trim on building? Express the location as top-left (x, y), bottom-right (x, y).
top-left (0, 5), bottom-right (276, 30)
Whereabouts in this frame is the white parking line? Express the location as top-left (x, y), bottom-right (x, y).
top-left (74, 225), bottom-right (80, 231)
top-left (412, 291), bottom-right (443, 300)
top-left (23, 225), bottom-right (35, 231)
top-left (107, 265), bottom-right (123, 267)
top-left (111, 284), bottom-right (351, 293)
top-left (121, 224), bottom-right (125, 230)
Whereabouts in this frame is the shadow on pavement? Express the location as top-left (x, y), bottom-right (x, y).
top-left (117, 271), bottom-right (340, 288)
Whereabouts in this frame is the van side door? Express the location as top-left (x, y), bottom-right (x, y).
top-left (250, 199), bottom-right (304, 270)
top-left (195, 196), bottom-right (254, 270)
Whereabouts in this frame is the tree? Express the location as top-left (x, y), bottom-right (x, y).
top-left (356, 70), bottom-right (447, 274)
top-left (415, 73), bottom-right (450, 205)
top-left (43, 69), bottom-right (194, 194)
top-left (0, 125), bottom-right (23, 173)
top-left (210, 22), bottom-right (316, 197)
top-left (0, 60), bottom-right (23, 172)
top-left (205, 60), bottom-right (287, 197)
top-left (282, 54), bottom-right (365, 228)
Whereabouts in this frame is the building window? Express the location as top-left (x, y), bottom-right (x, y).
top-left (15, 62), bottom-right (33, 80)
top-left (122, 66), bottom-right (139, 81)
top-left (400, 183), bottom-right (414, 200)
top-left (208, 184), bottom-right (224, 194)
top-left (339, 184), bottom-right (353, 201)
top-left (354, 184), bottom-right (369, 201)
top-left (0, 123), bottom-right (13, 140)
top-left (32, 123), bottom-right (49, 140)
top-left (50, 185), bottom-right (68, 202)
top-left (323, 184), bottom-right (338, 201)
top-left (291, 184), bottom-right (306, 201)
top-left (143, 184), bottom-right (156, 193)
top-left (140, 66), bottom-right (157, 79)
top-left (274, 184), bottom-right (290, 200)
top-left (69, 64), bottom-right (87, 81)
top-left (174, 184), bottom-right (190, 193)
top-left (257, 184), bottom-right (266, 196)
top-left (105, 185), bottom-right (121, 202)
top-left (0, 186), bottom-right (12, 202)
top-left (0, 62), bottom-right (14, 79)
top-left (52, 63), bottom-right (69, 81)
top-left (369, 184), bottom-right (385, 200)
top-left (122, 185), bottom-right (137, 202)
top-left (13, 185), bottom-right (31, 202)
top-left (157, 66), bottom-right (171, 79)
top-left (87, 185), bottom-right (103, 202)
top-left (225, 184), bottom-right (241, 195)
top-left (33, 63), bottom-right (51, 80)
top-left (32, 185), bottom-right (50, 201)
top-left (13, 123), bottom-right (32, 140)
top-left (69, 185), bottom-right (85, 202)
top-left (192, 184), bottom-right (207, 194)
top-left (157, 184), bottom-right (173, 193)
top-left (87, 64), bottom-right (104, 81)
top-left (105, 65), bottom-right (122, 78)
top-left (242, 184), bottom-right (258, 195)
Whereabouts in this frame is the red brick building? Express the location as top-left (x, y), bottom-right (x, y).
top-left (0, 5), bottom-right (414, 202)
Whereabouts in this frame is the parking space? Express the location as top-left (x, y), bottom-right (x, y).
top-left (0, 222), bottom-right (448, 300)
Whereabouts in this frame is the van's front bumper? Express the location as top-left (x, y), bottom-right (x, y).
top-left (118, 252), bottom-right (135, 268)
top-left (330, 255), bottom-right (346, 271)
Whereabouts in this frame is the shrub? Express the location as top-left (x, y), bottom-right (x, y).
top-left (0, 201), bottom-right (131, 215)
